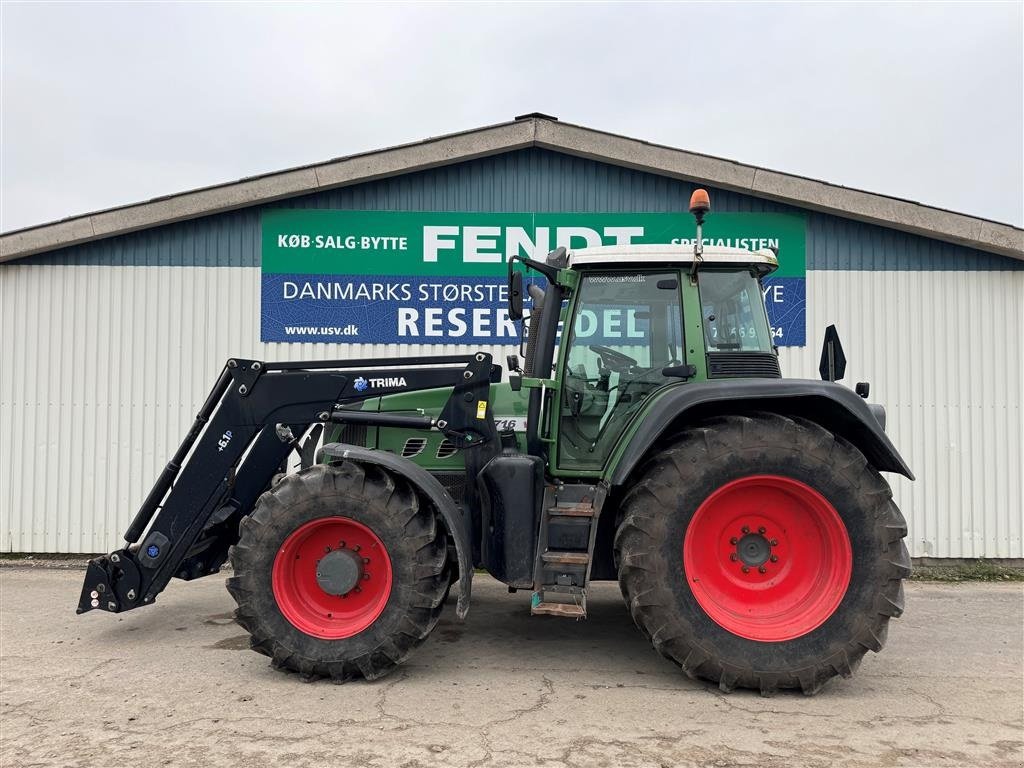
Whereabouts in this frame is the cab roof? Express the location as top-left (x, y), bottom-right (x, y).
top-left (567, 244), bottom-right (779, 273)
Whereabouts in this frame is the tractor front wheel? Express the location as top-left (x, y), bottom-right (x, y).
top-left (614, 413), bottom-right (910, 695)
top-left (227, 461), bottom-right (449, 681)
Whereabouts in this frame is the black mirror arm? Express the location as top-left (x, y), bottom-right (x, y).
top-left (509, 254), bottom-right (560, 282)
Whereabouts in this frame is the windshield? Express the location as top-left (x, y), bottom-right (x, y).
top-left (698, 270), bottom-right (773, 353)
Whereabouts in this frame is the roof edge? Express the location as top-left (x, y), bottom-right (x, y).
top-left (0, 119), bottom-right (535, 262)
top-left (2, 116), bottom-right (1021, 263)
top-left (534, 120), bottom-right (1023, 260)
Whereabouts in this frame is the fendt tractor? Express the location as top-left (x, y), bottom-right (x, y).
top-left (78, 190), bottom-right (913, 695)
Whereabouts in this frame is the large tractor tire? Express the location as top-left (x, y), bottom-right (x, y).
top-left (614, 413), bottom-right (910, 695)
top-left (227, 461), bottom-right (449, 681)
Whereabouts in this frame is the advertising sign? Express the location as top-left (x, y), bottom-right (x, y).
top-left (261, 210), bottom-right (806, 346)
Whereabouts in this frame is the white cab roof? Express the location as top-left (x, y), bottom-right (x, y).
top-left (568, 244), bottom-right (779, 272)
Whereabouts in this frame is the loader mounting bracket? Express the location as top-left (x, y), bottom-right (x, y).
top-left (226, 358), bottom-right (265, 397)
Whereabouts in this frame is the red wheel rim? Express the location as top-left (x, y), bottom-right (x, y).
top-left (683, 475), bottom-right (852, 642)
top-left (272, 517), bottom-right (392, 639)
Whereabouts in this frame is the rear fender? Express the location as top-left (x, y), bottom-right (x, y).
top-left (320, 443), bottom-right (474, 619)
top-left (610, 379), bottom-right (915, 487)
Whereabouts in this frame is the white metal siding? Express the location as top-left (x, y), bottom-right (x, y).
top-left (1, 264), bottom-right (1022, 557)
top-left (780, 270), bottom-right (1023, 559)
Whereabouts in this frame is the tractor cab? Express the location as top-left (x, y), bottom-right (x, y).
top-left (549, 244), bottom-right (780, 471)
top-left (510, 238), bottom-right (781, 476)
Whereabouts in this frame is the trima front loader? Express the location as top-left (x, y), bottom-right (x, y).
top-left (79, 191), bottom-right (913, 695)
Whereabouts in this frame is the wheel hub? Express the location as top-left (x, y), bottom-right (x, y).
top-left (316, 548), bottom-right (364, 596)
top-left (271, 516), bottom-right (393, 640)
top-left (683, 475), bottom-right (853, 642)
top-left (736, 532), bottom-right (771, 567)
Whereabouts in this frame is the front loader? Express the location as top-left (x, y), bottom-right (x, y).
top-left (79, 190), bottom-right (913, 694)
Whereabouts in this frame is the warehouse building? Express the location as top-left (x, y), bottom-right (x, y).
top-left (1, 114), bottom-right (1022, 560)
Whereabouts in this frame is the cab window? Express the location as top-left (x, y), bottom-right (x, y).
top-left (559, 272), bottom-right (683, 471)
top-left (698, 270), bottom-right (773, 353)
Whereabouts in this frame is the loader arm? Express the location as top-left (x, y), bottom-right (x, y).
top-left (77, 353), bottom-right (500, 616)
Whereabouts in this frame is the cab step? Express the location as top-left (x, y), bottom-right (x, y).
top-left (547, 502), bottom-right (597, 517)
top-left (541, 551), bottom-right (590, 566)
top-left (531, 599), bottom-right (586, 618)
top-left (531, 482), bottom-right (608, 620)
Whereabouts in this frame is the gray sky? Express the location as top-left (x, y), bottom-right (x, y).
top-left (2, 2), bottom-right (1022, 232)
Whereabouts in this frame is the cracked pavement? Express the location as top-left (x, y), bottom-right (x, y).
top-left (1, 568), bottom-right (1021, 767)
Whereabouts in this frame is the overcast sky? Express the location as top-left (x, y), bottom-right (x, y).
top-left (2, 2), bottom-right (1022, 232)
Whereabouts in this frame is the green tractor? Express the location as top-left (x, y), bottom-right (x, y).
top-left (78, 190), bottom-right (912, 695)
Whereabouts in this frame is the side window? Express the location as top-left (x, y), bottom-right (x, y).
top-left (699, 270), bottom-right (773, 352)
top-left (559, 273), bottom-right (683, 471)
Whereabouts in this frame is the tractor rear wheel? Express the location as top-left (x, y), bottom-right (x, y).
top-left (227, 461), bottom-right (449, 681)
top-left (614, 413), bottom-right (910, 695)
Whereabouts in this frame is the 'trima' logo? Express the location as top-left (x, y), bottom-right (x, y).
top-left (353, 377), bottom-right (368, 392)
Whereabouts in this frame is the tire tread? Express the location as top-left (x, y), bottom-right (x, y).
top-left (228, 462), bottom-right (449, 682)
top-left (614, 413), bottom-right (910, 695)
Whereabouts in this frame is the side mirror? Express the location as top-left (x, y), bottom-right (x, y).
top-left (509, 271), bottom-right (524, 321)
top-left (818, 325), bottom-right (847, 382)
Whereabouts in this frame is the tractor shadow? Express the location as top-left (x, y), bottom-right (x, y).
top-left (429, 580), bottom-right (680, 680)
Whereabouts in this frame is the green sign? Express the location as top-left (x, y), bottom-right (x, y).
top-left (262, 210), bottom-right (805, 278)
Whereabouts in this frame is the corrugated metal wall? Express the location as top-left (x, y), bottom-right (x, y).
top-left (2, 148), bottom-right (1022, 556)
top-left (2, 264), bottom-right (1019, 556)
top-left (0, 264), bottom-right (514, 553)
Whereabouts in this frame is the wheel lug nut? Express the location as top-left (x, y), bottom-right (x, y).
top-left (770, 554), bottom-right (778, 562)
top-left (354, 586), bottom-right (362, 593)
top-left (730, 553), bottom-right (738, 561)
top-left (758, 526), bottom-right (766, 534)
top-left (362, 573), bottom-right (370, 580)
top-left (741, 566), bottom-right (750, 574)
top-left (758, 566), bottom-right (767, 574)
top-left (741, 526), bottom-right (750, 534)
top-left (324, 546), bottom-right (331, 553)
top-left (362, 557), bottom-right (370, 564)
top-left (730, 537), bottom-right (738, 545)
top-left (770, 539), bottom-right (778, 546)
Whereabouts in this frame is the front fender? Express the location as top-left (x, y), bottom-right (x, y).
top-left (609, 379), bottom-right (914, 486)
top-left (320, 443), bottom-right (474, 619)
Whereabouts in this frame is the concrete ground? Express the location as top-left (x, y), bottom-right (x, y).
top-left (0, 568), bottom-right (1021, 768)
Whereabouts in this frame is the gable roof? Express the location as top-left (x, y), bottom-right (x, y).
top-left (2, 114), bottom-right (1022, 263)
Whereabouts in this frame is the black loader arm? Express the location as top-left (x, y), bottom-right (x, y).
top-left (77, 353), bottom-right (500, 616)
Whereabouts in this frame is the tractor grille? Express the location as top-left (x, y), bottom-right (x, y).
top-left (706, 352), bottom-right (782, 379)
top-left (336, 423), bottom-right (368, 446)
top-left (401, 437), bottom-right (427, 458)
top-left (433, 472), bottom-right (467, 504)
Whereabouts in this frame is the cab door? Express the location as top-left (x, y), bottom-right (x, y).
top-left (554, 270), bottom-right (685, 473)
